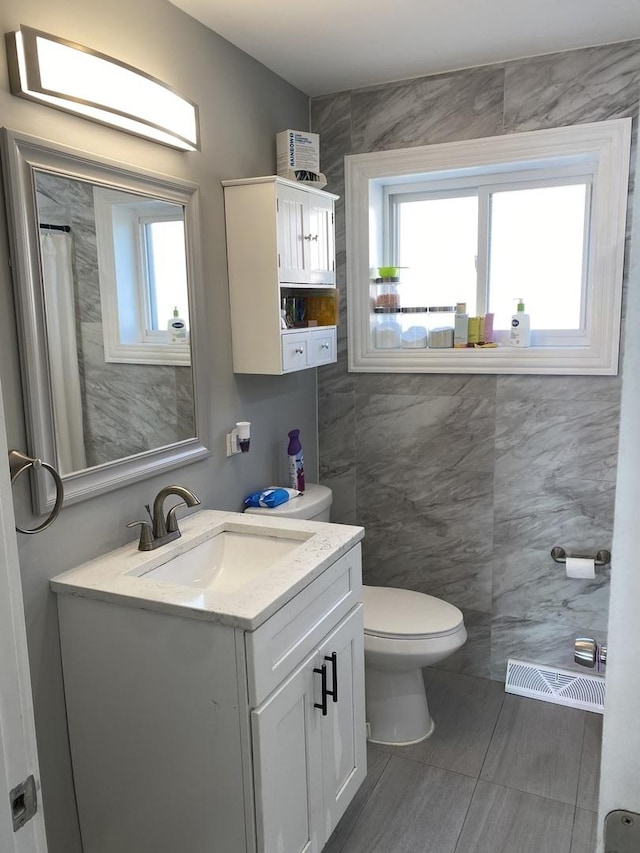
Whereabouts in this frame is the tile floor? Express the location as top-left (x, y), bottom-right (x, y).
top-left (325, 669), bottom-right (602, 853)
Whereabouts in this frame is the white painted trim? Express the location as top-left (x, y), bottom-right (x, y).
top-left (0, 380), bottom-right (48, 853)
top-left (598, 110), bottom-right (640, 851)
top-left (346, 119), bottom-right (632, 374)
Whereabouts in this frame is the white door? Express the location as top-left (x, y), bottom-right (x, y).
top-left (597, 127), bottom-right (640, 850)
top-left (251, 649), bottom-right (324, 853)
top-left (0, 382), bottom-right (48, 853)
top-left (317, 606), bottom-right (366, 841)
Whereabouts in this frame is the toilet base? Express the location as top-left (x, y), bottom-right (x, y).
top-left (365, 665), bottom-right (434, 746)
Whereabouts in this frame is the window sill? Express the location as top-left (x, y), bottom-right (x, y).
top-left (349, 344), bottom-right (619, 375)
top-left (104, 341), bottom-right (191, 367)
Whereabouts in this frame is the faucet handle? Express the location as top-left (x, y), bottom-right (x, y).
top-left (127, 520), bottom-right (154, 551)
top-left (166, 502), bottom-right (187, 534)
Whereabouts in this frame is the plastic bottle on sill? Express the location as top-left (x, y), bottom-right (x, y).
top-left (510, 299), bottom-right (531, 347)
top-left (168, 306), bottom-right (188, 343)
top-left (454, 302), bottom-right (469, 348)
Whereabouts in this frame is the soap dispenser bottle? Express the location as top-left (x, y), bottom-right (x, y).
top-left (168, 306), bottom-right (187, 343)
top-left (510, 299), bottom-right (531, 347)
top-left (287, 429), bottom-right (305, 492)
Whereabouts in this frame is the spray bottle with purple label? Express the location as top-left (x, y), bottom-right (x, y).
top-left (287, 429), bottom-right (305, 492)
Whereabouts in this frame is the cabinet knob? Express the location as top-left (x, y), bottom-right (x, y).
top-left (304, 234), bottom-right (319, 241)
top-left (295, 347), bottom-right (305, 354)
top-left (320, 342), bottom-right (329, 350)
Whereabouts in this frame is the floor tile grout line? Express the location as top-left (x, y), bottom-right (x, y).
top-left (332, 750), bottom-right (392, 853)
top-left (574, 710), bottom-right (591, 810)
top-left (476, 689), bottom-right (507, 781)
top-left (452, 775), bottom-right (482, 853)
top-left (369, 746), bottom-right (487, 781)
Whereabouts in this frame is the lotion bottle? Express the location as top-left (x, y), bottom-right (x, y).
top-left (168, 306), bottom-right (187, 343)
top-left (454, 302), bottom-right (469, 348)
top-left (510, 299), bottom-right (531, 347)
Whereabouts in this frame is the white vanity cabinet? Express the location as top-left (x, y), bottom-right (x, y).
top-left (53, 529), bottom-right (365, 853)
top-left (223, 176), bottom-right (339, 375)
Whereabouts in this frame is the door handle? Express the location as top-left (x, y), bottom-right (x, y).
top-left (314, 663), bottom-right (328, 716)
top-left (325, 652), bottom-right (338, 703)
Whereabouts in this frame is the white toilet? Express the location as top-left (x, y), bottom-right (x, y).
top-left (245, 483), bottom-right (467, 746)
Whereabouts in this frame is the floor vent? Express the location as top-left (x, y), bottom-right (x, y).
top-left (505, 658), bottom-right (605, 714)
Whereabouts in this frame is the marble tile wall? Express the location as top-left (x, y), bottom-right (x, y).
top-left (35, 173), bottom-right (195, 468)
top-left (311, 41), bottom-right (640, 681)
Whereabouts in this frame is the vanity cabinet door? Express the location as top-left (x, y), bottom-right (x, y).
top-left (251, 650), bottom-right (324, 853)
top-left (317, 605), bottom-right (367, 839)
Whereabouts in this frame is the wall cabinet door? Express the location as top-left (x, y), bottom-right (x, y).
top-left (306, 194), bottom-right (335, 285)
top-left (251, 651), bottom-right (325, 853)
top-left (277, 184), bottom-right (335, 286)
top-left (317, 605), bottom-right (367, 839)
top-left (277, 183), bottom-right (307, 284)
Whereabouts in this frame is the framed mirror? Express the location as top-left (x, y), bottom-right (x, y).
top-left (1, 128), bottom-right (211, 511)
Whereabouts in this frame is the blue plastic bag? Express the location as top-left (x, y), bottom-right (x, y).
top-left (243, 487), bottom-right (301, 509)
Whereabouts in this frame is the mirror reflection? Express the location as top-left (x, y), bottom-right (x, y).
top-left (34, 171), bottom-right (195, 476)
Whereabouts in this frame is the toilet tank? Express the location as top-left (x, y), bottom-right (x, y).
top-left (244, 483), bottom-right (332, 522)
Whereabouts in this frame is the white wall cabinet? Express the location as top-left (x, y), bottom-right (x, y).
top-left (55, 544), bottom-right (366, 853)
top-left (223, 176), bottom-right (339, 374)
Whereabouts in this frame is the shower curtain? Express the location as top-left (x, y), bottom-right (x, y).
top-left (39, 231), bottom-right (87, 474)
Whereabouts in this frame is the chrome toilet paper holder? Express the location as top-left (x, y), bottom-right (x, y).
top-left (550, 546), bottom-right (611, 568)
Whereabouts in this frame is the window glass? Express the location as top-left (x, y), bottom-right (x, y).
top-left (396, 195), bottom-right (478, 311)
top-left (488, 183), bottom-right (588, 331)
top-left (144, 219), bottom-right (189, 333)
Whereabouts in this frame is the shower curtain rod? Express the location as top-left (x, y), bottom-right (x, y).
top-left (39, 223), bottom-right (71, 232)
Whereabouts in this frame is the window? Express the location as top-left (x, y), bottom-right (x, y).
top-left (346, 119), bottom-right (631, 374)
top-left (94, 187), bottom-right (190, 366)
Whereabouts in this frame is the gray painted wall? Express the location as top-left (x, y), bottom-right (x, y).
top-left (312, 41), bottom-right (640, 681)
top-left (0, 2), bottom-right (315, 851)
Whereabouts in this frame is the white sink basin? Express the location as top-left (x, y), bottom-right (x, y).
top-left (134, 529), bottom-right (307, 593)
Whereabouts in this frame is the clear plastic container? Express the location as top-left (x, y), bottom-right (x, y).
top-left (374, 278), bottom-right (401, 312)
top-left (373, 308), bottom-right (402, 348)
top-left (427, 306), bottom-right (455, 348)
top-left (400, 307), bottom-right (428, 348)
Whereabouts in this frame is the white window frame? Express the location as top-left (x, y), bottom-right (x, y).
top-left (94, 187), bottom-right (190, 366)
top-left (345, 119), bottom-right (632, 374)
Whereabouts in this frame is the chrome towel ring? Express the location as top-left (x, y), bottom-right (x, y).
top-left (8, 450), bottom-right (64, 534)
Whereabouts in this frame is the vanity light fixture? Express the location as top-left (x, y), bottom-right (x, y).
top-left (5, 25), bottom-right (200, 151)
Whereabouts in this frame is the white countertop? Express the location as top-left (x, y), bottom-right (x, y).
top-left (50, 509), bottom-right (364, 630)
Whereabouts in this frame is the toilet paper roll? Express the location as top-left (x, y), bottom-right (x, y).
top-left (565, 556), bottom-right (596, 579)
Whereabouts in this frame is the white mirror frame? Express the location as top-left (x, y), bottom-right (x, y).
top-left (1, 128), bottom-right (211, 512)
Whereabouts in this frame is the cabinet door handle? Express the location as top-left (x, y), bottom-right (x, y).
top-left (295, 346), bottom-right (305, 355)
top-left (320, 342), bottom-right (329, 350)
top-left (325, 652), bottom-right (338, 703)
top-left (313, 664), bottom-right (328, 716)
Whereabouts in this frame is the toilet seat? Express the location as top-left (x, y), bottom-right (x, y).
top-left (363, 586), bottom-right (464, 640)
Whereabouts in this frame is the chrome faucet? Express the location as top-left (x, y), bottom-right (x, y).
top-left (127, 485), bottom-right (201, 551)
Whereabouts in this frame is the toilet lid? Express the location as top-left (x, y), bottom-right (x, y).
top-left (363, 586), bottom-right (464, 639)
